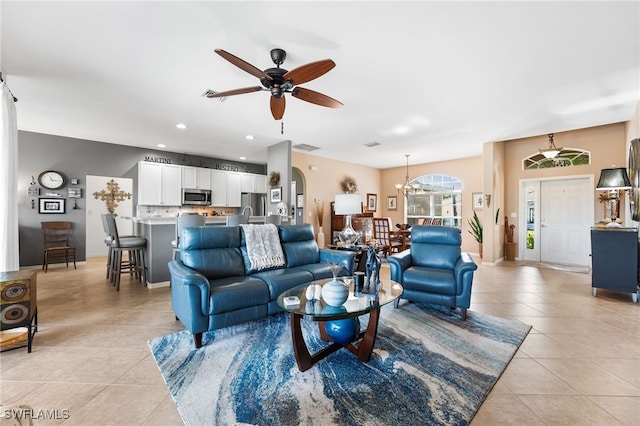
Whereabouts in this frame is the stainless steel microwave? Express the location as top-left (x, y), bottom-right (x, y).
top-left (182, 188), bottom-right (211, 206)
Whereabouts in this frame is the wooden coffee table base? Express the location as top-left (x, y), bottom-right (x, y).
top-left (290, 307), bottom-right (381, 372)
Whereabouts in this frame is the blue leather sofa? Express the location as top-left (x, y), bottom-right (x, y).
top-left (168, 224), bottom-right (355, 348)
top-left (388, 225), bottom-right (477, 320)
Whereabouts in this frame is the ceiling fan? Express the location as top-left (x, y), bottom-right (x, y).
top-left (206, 48), bottom-right (343, 120)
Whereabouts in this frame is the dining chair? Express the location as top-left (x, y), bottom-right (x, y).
top-left (41, 221), bottom-right (76, 272)
top-left (372, 217), bottom-right (402, 257)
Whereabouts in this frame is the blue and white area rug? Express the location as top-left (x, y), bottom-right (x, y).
top-left (149, 303), bottom-right (531, 426)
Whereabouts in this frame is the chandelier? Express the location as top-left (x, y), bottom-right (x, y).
top-left (539, 133), bottom-right (563, 159)
top-left (395, 154), bottom-right (420, 197)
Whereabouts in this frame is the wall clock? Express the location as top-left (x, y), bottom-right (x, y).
top-left (629, 139), bottom-right (640, 221)
top-left (38, 170), bottom-right (66, 190)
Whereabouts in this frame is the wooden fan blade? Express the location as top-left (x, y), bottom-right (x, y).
top-left (214, 49), bottom-right (272, 81)
top-left (271, 96), bottom-right (286, 120)
top-left (283, 59), bottom-right (335, 85)
top-left (206, 86), bottom-right (263, 98)
top-left (292, 87), bottom-right (343, 109)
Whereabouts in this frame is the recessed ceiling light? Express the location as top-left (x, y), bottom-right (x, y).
top-left (176, 123), bottom-right (187, 129)
top-left (157, 144), bottom-right (166, 148)
top-left (245, 135), bottom-right (254, 140)
top-left (239, 156), bottom-right (246, 160)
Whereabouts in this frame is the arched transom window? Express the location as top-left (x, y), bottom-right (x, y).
top-left (523, 148), bottom-right (591, 170)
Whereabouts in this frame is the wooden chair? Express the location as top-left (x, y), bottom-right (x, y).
top-left (41, 221), bottom-right (76, 272)
top-left (373, 217), bottom-right (402, 257)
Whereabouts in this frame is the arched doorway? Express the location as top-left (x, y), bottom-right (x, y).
top-left (292, 167), bottom-right (306, 225)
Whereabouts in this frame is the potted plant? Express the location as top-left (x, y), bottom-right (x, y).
top-left (467, 210), bottom-right (483, 258)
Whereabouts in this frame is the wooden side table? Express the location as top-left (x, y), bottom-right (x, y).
top-left (0, 270), bottom-right (38, 352)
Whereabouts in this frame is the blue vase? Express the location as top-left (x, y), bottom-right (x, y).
top-left (321, 279), bottom-right (349, 307)
top-left (323, 306), bottom-right (360, 345)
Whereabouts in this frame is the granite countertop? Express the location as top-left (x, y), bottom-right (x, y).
top-left (132, 216), bottom-right (267, 225)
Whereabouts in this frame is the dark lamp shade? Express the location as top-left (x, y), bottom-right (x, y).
top-left (596, 167), bottom-right (631, 190)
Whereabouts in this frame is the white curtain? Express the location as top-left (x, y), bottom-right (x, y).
top-left (0, 81), bottom-right (20, 272)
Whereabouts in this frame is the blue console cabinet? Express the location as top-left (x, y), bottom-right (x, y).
top-left (590, 228), bottom-right (639, 303)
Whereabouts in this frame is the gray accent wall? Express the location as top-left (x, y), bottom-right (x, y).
top-left (18, 131), bottom-right (266, 267)
top-left (266, 140), bottom-right (292, 215)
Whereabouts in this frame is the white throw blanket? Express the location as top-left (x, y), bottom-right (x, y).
top-left (240, 224), bottom-right (286, 271)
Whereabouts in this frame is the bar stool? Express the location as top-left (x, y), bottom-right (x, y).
top-left (226, 214), bottom-right (249, 226)
top-left (100, 214), bottom-right (136, 281)
top-left (104, 214), bottom-right (147, 291)
top-left (171, 214), bottom-right (205, 259)
top-left (264, 214), bottom-right (282, 225)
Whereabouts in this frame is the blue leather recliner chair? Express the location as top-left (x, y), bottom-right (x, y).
top-left (388, 225), bottom-right (477, 320)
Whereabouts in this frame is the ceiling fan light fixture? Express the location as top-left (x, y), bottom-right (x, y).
top-left (211, 48), bottom-right (342, 121)
top-left (539, 133), bottom-right (563, 159)
top-left (270, 86), bottom-right (283, 98)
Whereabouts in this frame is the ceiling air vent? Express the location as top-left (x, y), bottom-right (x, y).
top-left (293, 143), bottom-right (320, 152)
top-left (364, 141), bottom-right (380, 147)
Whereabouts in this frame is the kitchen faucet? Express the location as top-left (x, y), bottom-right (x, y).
top-left (241, 206), bottom-right (253, 216)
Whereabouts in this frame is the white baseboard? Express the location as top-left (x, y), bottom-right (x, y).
top-left (147, 280), bottom-right (170, 289)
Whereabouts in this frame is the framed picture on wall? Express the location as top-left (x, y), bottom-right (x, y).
top-left (472, 192), bottom-right (483, 210)
top-left (296, 194), bottom-right (304, 208)
top-left (39, 198), bottom-right (66, 214)
top-left (387, 195), bottom-right (397, 211)
top-left (270, 187), bottom-right (282, 203)
top-left (366, 193), bottom-right (377, 212)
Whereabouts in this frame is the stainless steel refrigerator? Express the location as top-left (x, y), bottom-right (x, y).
top-left (240, 192), bottom-right (266, 216)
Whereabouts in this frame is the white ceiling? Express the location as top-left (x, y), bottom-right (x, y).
top-left (2, 1), bottom-right (639, 169)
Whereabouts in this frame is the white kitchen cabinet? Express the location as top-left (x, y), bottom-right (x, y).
top-left (255, 174), bottom-right (267, 193)
top-left (226, 172), bottom-right (241, 206)
top-left (138, 162), bottom-right (182, 206)
top-left (211, 170), bottom-right (226, 206)
top-left (182, 166), bottom-right (211, 190)
top-left (240, 173), bottom-right (255, 193)
top-left (211, 170), bottom-right (241, 207)
top-left (240, 173), bottom-right (268, 194)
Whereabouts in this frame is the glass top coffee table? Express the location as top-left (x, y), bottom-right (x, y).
top-left (277, 278), bottom-right (403, 372)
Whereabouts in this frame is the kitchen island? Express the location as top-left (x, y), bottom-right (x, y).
top-left (133, 216), bottom-right (268, 287)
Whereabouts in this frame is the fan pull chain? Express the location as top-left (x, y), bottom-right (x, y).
top-left (281, 121), bottom-right (284, 135)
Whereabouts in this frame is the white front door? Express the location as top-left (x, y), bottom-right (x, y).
top-left (539, 178), bottom-right (593, 266)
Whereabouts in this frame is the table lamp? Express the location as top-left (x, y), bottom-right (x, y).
top-left (334, 193), bottom-right (362, 245)
top-left (596, 167), bottom-right (631, 228)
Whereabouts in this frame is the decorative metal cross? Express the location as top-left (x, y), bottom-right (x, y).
top-left (93, 179), bottom-right (132, 215)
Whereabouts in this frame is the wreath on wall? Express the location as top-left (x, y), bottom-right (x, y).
top-left (340, 176), bottom-right (358, 193)
top-left (269, 171), bottom-right (281, 188)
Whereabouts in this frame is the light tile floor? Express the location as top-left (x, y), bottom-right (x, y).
top-left (1, 257), bottom-right (638, 425)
